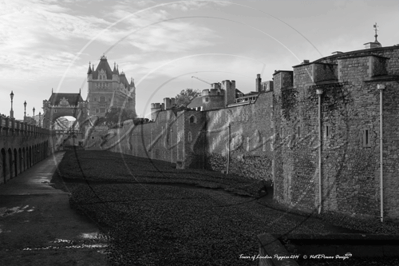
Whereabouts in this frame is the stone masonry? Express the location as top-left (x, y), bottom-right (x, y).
top-left (87, 44), bottom-right (399, 220)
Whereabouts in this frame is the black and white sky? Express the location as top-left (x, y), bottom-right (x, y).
top-left (1, 0), bottom-right (398, 119)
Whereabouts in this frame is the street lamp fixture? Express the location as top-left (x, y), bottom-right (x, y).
top-left (377, 83), bottom-right (385, 222)
top-left (33, 107), bottom-right (35, 117)
top-left (39, 112), bottom-right (42, 127)
top-left (10, 91), bottom-right (14, 119)
top-left (377, 84), bottom-right (386, 90)
top-left (24, 101), bottom-right (27, 119)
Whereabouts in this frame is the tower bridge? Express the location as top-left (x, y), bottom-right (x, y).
top-left (1, 55), bottom-right (137, 186)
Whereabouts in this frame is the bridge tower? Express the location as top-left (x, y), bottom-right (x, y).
top-left (87, 55), bottom-right (136, 118)
top-left (42, 91), bottom-right (88, 133)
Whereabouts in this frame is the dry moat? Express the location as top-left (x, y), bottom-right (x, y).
top-left (52, 150), bottom-right (399, 266)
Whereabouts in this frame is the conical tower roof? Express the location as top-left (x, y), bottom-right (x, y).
top-left (92, 55), bottom-right (113, 79)
top-left (113, 62), bottom-right (119, 75)
top-left (87, 62), bottom-right (92, 74)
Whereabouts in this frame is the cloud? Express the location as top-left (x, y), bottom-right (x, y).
top-left (0, 0), bottom-right (113, 80)
top-left (0, 0), bottom-right (221, 81)
top-left (121, 20), bottom-right (216, 52)
top-left (167, 0), bottom-right (232, 11)
top-left (100, 2), bottom-right (219, 53)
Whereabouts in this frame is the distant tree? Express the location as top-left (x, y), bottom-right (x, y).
top-left (175, 88), bottom-right (201, 107)
top-left (105, 107), bottom-right (135, 126)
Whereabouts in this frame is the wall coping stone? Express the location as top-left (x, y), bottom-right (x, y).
top-left (337, 54), bottom-right (389, 60)
top-left (314, 45), bottom-right (399, 63)
top-left (364, 75), bottom-right (399, 83)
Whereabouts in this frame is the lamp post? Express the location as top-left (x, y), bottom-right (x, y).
top-left (316, 88), bottom-right (323, 214)
top-left (39, 112), bottom-right (42, 127)
top-left (377, 84), bottom-right (386, 222)
top-left (24, 101), bottom-right (27, 120)
top-left (33, 107), bottom-right (36, 125)
top-left (10, 91), bottom-right (14, 119)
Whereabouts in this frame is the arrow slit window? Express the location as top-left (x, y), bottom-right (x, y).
top-left (362, 128), bottom-right (372, 147)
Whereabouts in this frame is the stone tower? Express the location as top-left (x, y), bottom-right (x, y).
top-left (87, 55), bottom-right (136, 117)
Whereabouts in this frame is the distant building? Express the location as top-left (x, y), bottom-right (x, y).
top-left (42, 92), bottom-right (86, 130)
top-left (185, 77), bottom-right (272, 111)
top-left (87, 55), bottom-right (136, 117)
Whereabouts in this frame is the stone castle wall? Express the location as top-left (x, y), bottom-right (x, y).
top-left (88, 92), bottom-right (275, 181)
top-left (204, 93), bottom-right (274, 180)
top-left (85, 45), bottom-right (399, 220)
top-left (272, 46), bottom-right (399, 219)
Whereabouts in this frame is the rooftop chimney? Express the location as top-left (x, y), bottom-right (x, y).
top-left (256, 74), bottom-right (262, 92)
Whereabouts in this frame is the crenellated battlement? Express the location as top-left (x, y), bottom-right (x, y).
top-left (151, 103), bottom-right (162, 109)
top-left (163, 97), bottom-right (176, 110)
top-left (201, 89), bottom-right (210, 96)
top-left (0, 115), bottom-right (53, 137)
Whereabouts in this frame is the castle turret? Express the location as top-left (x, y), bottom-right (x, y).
top-left (151, 103), bottom-right (162, 121)
top-left (87, 62), bottom-right (92, 75)
top-left (222, 80), bottom-right (236, 107)
top-left (256, 74), bottom-right (262, 92)
top-left (164, 98), bottom-right (173, 110)
top-left (262, 80), bottom-right (274, 92)
top-left (112, 62), bottom-right (119, 81)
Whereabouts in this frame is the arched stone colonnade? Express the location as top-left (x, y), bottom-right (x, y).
top-left (0, 141), bottom-right (49, 184)
top-left (1, 115), bottom-right (53, 185)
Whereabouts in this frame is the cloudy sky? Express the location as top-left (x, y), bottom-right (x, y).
top-left (0, 0), bottom-right (398, 120)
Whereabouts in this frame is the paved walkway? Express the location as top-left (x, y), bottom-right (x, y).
top-left (0, 152), bottom-right (68, 196)
top-left (0, 152), bottom-right (107, 266)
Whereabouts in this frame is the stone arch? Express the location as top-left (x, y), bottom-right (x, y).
top-left (8, 148), bottom-right (13, 179)
top-left (31, 145), bottom-right (34, 165)
top-left (36, 144), bottom-right (39, 162)
top-left (38, 143), bottom-right (42, 161)
top-left (35, 144), bottom-right (39, 163)
top-left (27, 146), bottom-right (30, 167)
top-left (19, 148), bottom-right (22, 174)
top-left (28, 146), bottom-right (32, 168)
top-left (1, 148), bottom-right (6, 184)
top-left (14, 148), bottom-right (18, 176)
top-left (34, 144), bottom-right (37, 164)
top-left (25, 147), bottom-right (29, 170)
top-left (38, 144), bottom-right (40, 162)
top-left (40, 143), bottom-right (44, 161)
top-left (42, 93), bottom-right (88, 134)
top-left (30, 146), bottom-right (32, 166)
top-left (22, 147), bottom-right (26, 171)
top-left (32, 145), bottom-right (35, 164)
top-left (44, 141), bottom-right (48, 157)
